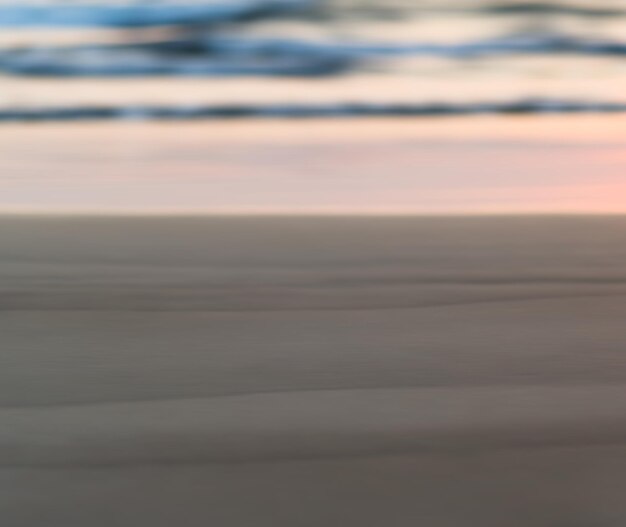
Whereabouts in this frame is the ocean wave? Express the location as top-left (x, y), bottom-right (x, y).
top-left (3, 31), bottom-right (626, 77)
top-left (203, 32), bottom-right (626, 58)
top-left (0, 43), bottom-right (354, 77)
top-left (0, 0), bottom-right (311, 28)
top-left (478, 2), bottom-right (626, 17)
top-left (1, 1), bottom-right (623, 31)
top-left (1, 99), bottom-right (625, 122)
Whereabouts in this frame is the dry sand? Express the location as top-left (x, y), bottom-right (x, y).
top-left (1, 215), bottom-right (625, 526)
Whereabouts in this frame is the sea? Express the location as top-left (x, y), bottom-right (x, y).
top-left (0, 1), bottom-right (624, 214)
top-left (1, 0), bottom-right (626, 119)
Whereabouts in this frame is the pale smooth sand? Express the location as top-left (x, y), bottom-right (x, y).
top-left (1, 216), bottom-right (626, 526)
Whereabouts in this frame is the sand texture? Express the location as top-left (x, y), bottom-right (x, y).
top-left (1, 215), bottom-right (625, 526)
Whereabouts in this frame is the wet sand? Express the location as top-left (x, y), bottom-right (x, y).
top-left (1, 215), bottom-right (625, 526)
top-left (1, 116), bottom-right (626, 215)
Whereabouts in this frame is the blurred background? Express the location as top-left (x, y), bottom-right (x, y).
top-left (0, 1), bottom-right (625, 214)
top-left (2, 0), bottom-right (626, 117)
top-left (2, 9), bottom-right (626, 525)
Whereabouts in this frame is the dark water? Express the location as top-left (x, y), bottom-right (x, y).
top-left (1, 1), bottom-right (625, 119)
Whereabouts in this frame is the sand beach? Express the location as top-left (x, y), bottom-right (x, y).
top-left (1, 214), bottom-right (625, 526)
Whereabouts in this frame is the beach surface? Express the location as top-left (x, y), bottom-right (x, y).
top-left (1, 116), bottom-right (626, 215)
top-left (1, 215), bottom-right (625, 526)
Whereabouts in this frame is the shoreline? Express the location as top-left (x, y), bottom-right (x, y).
top-left (1, 115), bottom-right (625, 215)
